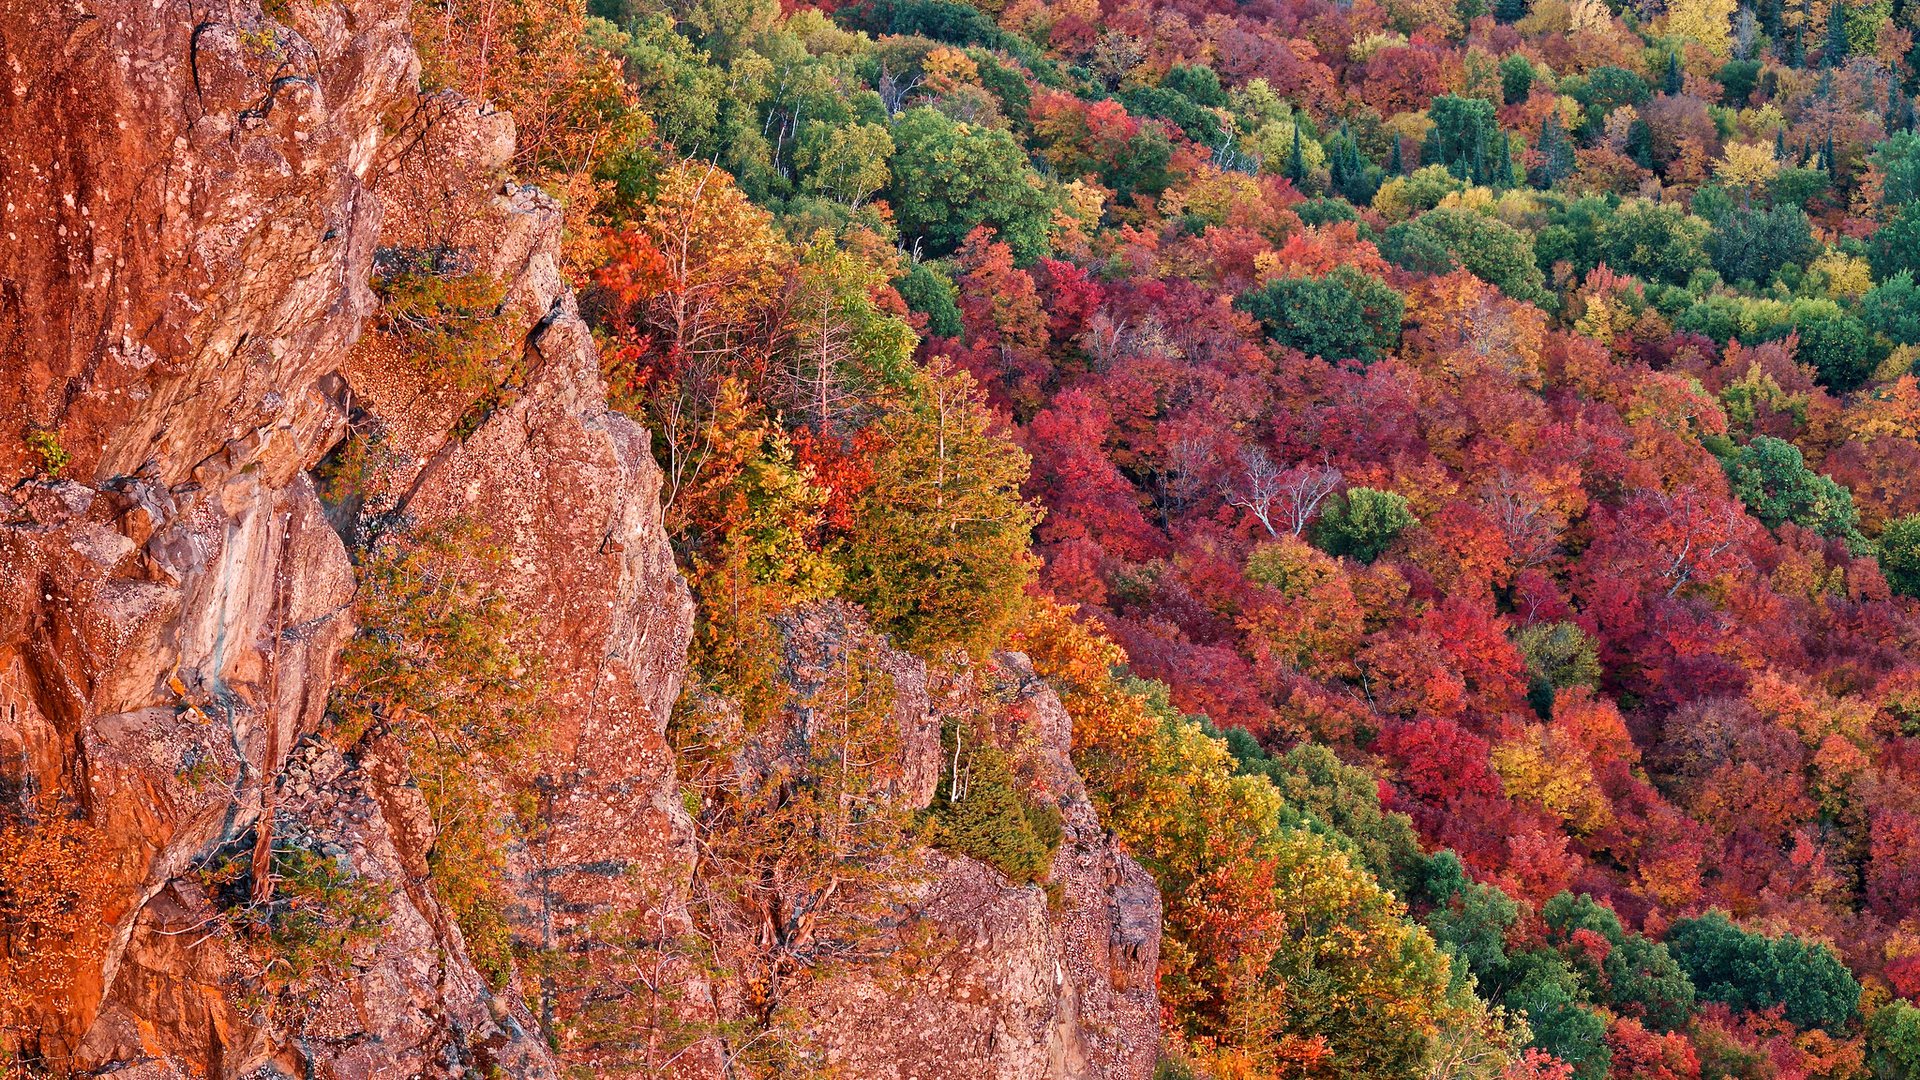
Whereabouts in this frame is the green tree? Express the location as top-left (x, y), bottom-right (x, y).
top-left (888, 107), bottom-right (1059, 262)
top-left (1875, 514), bottom-right (1920, 595)
top-left (1868, 999), bottom-right (1920, 1080)
top-left (1533, 113), bottom-right (1576, 188)
top-left (1423, 95), bottom-right (1513, 186)
top-left (1514, 621), bottom-right (1602, 717)
top-left (1418, 851), bottom-right (1521, 988)
top-left (1503, 953), bottom-right (1613, 1080)
top-left (1707, 204), bottom-right (1816, 285)
top-left (1315, 487), bottom-right (1417, 562)
top-left (895, 261), bottom-right (964, 338)
top-left (1395, 208), bottom-right (1551, 302)
top-left (1862, 270), bottom-right (1920, 344)
top-left (1790, 305), bottom-right (1883, 392)
top-left (1723, 436), bottom-right (1860, 536)
top-left (932, 722), bottom-right (1061, 884)
top-left (1598, 199), bottom-right (1713, 285)
top-left (1234, 266), bottom-right (1406, 362)
top-left (1541, 893), bottom-right (1696, 1031)
top-left (1872, 203), bottom-right (1920, 281)
top-left (794, 120), bottom-right (894, 207)
top-left (1871, 132), bottom-right (1920, 204)
top-left (1666, 911), bottom-right (1861, 1031)
top-left (1501, 54), bottom-right (1536, 105)
top-left (1822, 0), bottom-right (1850, 66)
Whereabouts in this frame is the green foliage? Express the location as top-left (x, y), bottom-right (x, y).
top-left (1533, 113), bottom-right (1576, 188)
top-left (1707, 204), bottom-right (1815, 285)
top-left (1315, 487), bottom-right (1417, 563)
top-left (888, 107), bottom-right (1058, 262)
top-left (1235, 266), bottom-right (1406, 362)
top-left (1423, 94), bottom-right (1514, 186)
top-left (1418, 851), bottom-right (1521, 989)
top-left (1875, 513), bottom-right (1920, 595)
top-left (932, 722), bottom-right (1062, 885)
top-left (1863, 270), bottom-right (1920, 345)
top-left (1770, 165), bottom-right (1832, 208)
top-left (1868, 1000), bottom-right (1920, 1080)
top-left (1598, 199), bottom-right (1713, 286)
top-left (592, 13), bottom-right (725, 156)
top-left (1666, 911), bottom-right (1861, 1031)
top-left (1120, 82), bottom-right (1226, 145)
top-left (198, 838), bottom-right (389, 999)
top-left (1718, 59), bottom-right (1762, 103)
top-left (1869, 203), bottom-right (1920, 281)
top-left (1500, 54), bottom-right (1536, 105)
top-left (1541, 892), bottom-right (1695, 1030)
top-left (1569, 66), bottom-right (1652, 121)
top-left (1513, 621), bottom-right (1601, 717)
top-left (1872, 132), bottom-right (1920, 205)
top-left (1296, 196), bottom-right (1361, 227)
top-left (1724, 436), bottom-right (1860, 536)
top-left (1394, 208), bottom-right (1550, 302)
top-left (1789, 305), bottom-right (1883, 392)
top-left (895, 260), bottom-right (964, 337)
top-left (1223, 732), bottom-right (1426, 897)
top-left (23, 429), bottom-right (68, 477)
top-left (1503, 953), bottom-right (1613, 1080)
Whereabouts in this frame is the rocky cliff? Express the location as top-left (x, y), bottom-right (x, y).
top-left (0, 0), bottom-right (1159, 1076)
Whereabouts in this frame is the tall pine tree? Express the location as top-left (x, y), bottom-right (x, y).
top-left (1823, 0), bottom-right (1850, 67)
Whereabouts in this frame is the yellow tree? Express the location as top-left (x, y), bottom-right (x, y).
top-left (1715, 141), bottom-right (1782, 205)
top-left (1665, 0), bottom-right (1738, 54)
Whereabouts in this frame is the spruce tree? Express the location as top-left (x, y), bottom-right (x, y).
top-left (1535, 113), bottom-right (1573, 188)
top-left (1823, 0), bottom-right (1849, 68)
top-left (1287, 125), bottom-right (1309, 185)
top-left (1664, 51), bottom-right (1684, 95)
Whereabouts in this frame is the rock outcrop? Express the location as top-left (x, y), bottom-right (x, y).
top-left (0, 0), bottom-right (1161, 1076)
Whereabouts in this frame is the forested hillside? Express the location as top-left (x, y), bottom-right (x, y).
top-left (412, 0), bottom-right (1920, 1071)
top-left (14, 0), bottom-right (1920, 1072)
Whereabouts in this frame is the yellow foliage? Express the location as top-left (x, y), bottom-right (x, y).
top-left (1810, 249), bottom-right (1875, 300)
top-left (1664, 0), bottom-right (1737, 54)
top-left (1490, 726), bottom-right (1613, 834)
top-left (1714, 140), bottom-right (1781, 195)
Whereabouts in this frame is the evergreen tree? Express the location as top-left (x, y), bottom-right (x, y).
top-left (1823, 0), bottom-right (1849, 67)
top-left (1388, 135), bottom-right (1405, 175)
top-left (1287, 125), bottom-right (1309, 185)
top-left (1775, 127), bottom-right (1788, 159)
top-left (1535, 113), bottom-right (1575, 187)
top-left (1664, 51), bottom-right (1684, 95)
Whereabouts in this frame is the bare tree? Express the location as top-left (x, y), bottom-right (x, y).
top-left (1223, 447), bottom-right (1342, 538)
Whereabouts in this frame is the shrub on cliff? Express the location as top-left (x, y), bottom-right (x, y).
top-left (329, 523), bottom-right (546, 989)
top-left (0, 810), bottom-right (112, 1027)
top-left (197, 838), bottom-right (389, 1013)
top-left (931, 722), bottom-right (1061, 886)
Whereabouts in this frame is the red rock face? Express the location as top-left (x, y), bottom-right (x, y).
top-left (1, 1), bottom-right (1160, 1076)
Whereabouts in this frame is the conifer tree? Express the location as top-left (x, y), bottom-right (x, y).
top-left (1823, 0), bottom-right (1849, 67)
